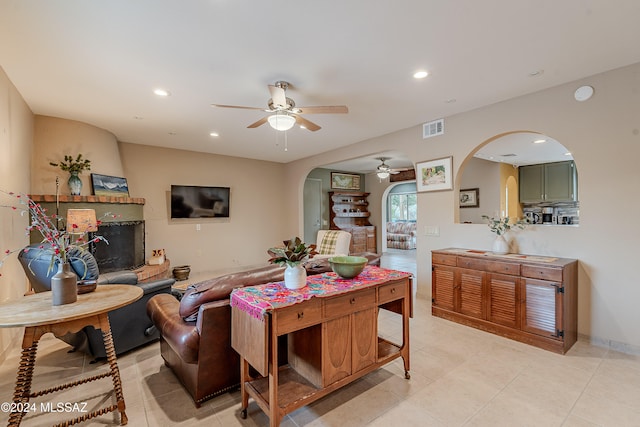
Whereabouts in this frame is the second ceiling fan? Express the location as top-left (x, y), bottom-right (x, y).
top-left (212, 81), bottom-right (348, 132)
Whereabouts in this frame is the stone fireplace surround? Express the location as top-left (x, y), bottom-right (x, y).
top-left (30, 195), bottom-right (170, 282)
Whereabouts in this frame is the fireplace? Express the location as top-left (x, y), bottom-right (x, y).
top-left (28, 195), bottom-right (148, 274)
top-left (92, 220), bottom-right (145, 273)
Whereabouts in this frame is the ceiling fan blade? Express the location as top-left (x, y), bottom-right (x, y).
top-left (297, 105), bottom-right (348, 114)
top-left (212, 104), bottom-right (265, 110)
top-left (247, 116), bottom-right (269, 128)
top-left (295, 115), bottom-right (321, 132)
top-left (268, 85), bottom-right (287, 108)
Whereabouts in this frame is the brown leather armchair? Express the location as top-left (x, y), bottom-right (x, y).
top-left (146, 253), bottom-right (381, 407)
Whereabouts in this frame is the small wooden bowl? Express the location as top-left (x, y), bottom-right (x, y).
top-left (77, 280), bottom-right (97, 294)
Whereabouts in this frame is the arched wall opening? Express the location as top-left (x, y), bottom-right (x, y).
top-left (455, 130), bottom-right (579, 227)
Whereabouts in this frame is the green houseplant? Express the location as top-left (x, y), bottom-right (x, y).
top-left (268, 237), bottom-right (318, 290)
top-left (50, 154), bottom-right (91, 196)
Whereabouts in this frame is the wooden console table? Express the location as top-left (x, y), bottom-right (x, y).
top-left (0, 285), bottom-right (142, 426)
top-left (231, 266), bottom-right (412, 426)
top-left (432, 248), bottom-right (578, 354)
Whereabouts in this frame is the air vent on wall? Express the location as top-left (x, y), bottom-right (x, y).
top-left (423, 118), bottom-right (444, 139)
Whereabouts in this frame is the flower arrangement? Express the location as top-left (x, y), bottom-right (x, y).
top-left (268, 237), bottom-right (318, 268)
top-left (49, 154), bottom-right (91, 174)
top-left (0, 191), bottom-right (111, 277)
top-left (481, 215), bottom-right (529, 236)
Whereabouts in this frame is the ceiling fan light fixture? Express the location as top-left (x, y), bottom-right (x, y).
top-left (376, 171), bottom-right (390, 179)
top-left (267, 113), bottom-right (296, 131)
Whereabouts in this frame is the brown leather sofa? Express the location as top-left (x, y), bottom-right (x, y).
top-left (146, 253), bottom-right (381, 406)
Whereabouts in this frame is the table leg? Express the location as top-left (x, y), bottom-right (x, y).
top-left (7, 339), bottom-right (39, 427)
top-left (98, 314), bottom-right (128, 426)
top-left (402, 287), bottom-right (411, 380)
top-left (239, 358), bottom-right (249, 419)
top-left (268, 331), bottom-right (279, 427)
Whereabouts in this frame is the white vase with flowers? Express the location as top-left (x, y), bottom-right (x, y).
top-left (482, 215), bottom-right (529, 255)
top-left (268, 237), bottom-right (318, 290)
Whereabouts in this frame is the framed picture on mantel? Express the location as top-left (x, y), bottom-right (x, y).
top-left (91, 173), bottom-right (130, 198)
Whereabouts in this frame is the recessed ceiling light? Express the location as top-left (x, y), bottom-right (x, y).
top-left (209, 132), bottom-right (219, 137)
top-left (533, 139), bottom-right (547, 144)
top-left (574, 85), bottom-right (594, 101)
top-left (445, 98), bottom-right (457, 104)
top-left (564, 152), bottom-right (572, 156)
top-left (413, 70), bottom-right (429, 79)
top-left (154, 88), bottom-right (170, 97)
top-left (529, 69), bottom-right (544, 77)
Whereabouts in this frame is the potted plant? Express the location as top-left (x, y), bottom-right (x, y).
top-left (1, 191), bottom-right (109, 305)
top-left (481, 215), bottom-right (529, 255)
top-left (50, 154), bottom-right (91, 196)
top-left (268, 237), bottom-right (318, 290)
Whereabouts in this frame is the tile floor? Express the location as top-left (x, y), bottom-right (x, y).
top-left (1, 249), bottom-right (640, 426)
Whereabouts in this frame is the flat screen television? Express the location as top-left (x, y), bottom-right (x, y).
top-left (170, 185), bottom-right (230, 219)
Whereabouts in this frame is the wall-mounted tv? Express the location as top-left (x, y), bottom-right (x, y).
top-left (170, 185), bottom-right (230, 219)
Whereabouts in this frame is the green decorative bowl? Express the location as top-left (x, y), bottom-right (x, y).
top-left (328, 256), bottom-right (368, 279)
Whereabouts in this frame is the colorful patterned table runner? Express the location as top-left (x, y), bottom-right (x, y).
top-left (230, 265), bottom-right (411, 320)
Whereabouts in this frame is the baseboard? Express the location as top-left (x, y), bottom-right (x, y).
top-left (578, 333), bottom-right (640, 356)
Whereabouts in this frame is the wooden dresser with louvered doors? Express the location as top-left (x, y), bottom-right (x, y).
top-left (432, 249), bottom-right (577, 354)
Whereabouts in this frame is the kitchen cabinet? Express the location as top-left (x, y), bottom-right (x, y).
top-left (519, 161), bottom-right (577, 203)
top-left (432, 249), bottom-right (577, 354)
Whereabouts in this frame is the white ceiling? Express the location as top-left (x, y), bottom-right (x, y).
top-left (1, 1), bottom-right (639, 171)
top-left (473, 133), bottom-right (573, 166)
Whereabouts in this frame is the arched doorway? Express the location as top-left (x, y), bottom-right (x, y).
top-left (457, 131), bottom-right (578, 226)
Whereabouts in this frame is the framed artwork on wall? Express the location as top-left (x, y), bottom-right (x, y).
top-left (91, 173), bottom-right (130, 197)
top-left (416, 156), bottom-right (453, 192)
top-left (331, 172), bottom-right (361, 190)
top-left (459, 188), bottom-right (479, 208)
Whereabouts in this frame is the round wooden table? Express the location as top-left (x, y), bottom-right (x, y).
top-left (0, 285), bottom-right (142, 427)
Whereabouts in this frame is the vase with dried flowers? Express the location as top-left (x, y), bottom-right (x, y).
top-left (268, 237), bottom-right (318, 290)
top-left (49, 154), bottom-right (91, 196)
top-left (481, 215), bottom-right (529, 255)
top-left (0, 190), bottom-right (110, 305)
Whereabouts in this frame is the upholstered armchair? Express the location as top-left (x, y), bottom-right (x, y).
top-left (386, 222), bottom-right (417, 250)
top-left (18, 244), bottom-right (175, 359)
top-left (314, 229), bottom-right (352, 259)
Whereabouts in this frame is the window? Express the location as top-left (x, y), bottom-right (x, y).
top-left (389, 193), bottom-right (417, 222)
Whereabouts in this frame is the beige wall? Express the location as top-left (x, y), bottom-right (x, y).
top-left (0, 66), bottom-right (33, 361)
top-left (118, 143), bottom-right (288, 273)
top-left (32, 115), bottom-right (124, 196)
top-left (26, 117), bottom-right (288, 276)
top-left (287, 63), bottom-right (640, 353)
top-left (459, 157), bottom-right (501, 224)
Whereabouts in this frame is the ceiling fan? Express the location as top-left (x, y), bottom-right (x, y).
top-left (374, 157), bottom-right (402, 179)
top-left (212, 81), bottom-right (348, 132)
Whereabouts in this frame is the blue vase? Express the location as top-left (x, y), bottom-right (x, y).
top-left (68, 172), bottom-right (82, 195)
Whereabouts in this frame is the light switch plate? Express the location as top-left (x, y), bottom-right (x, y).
top-left (425, 226), bottom-right (440, 236)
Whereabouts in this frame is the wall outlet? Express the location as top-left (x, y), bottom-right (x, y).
top-left (425, 226), bottom-right (440, 236)
top-left (196, 224), bottom-right (201, 231)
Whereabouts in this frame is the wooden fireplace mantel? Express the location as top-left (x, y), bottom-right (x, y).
top-left (30, 194), bottom-right (145, 205)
